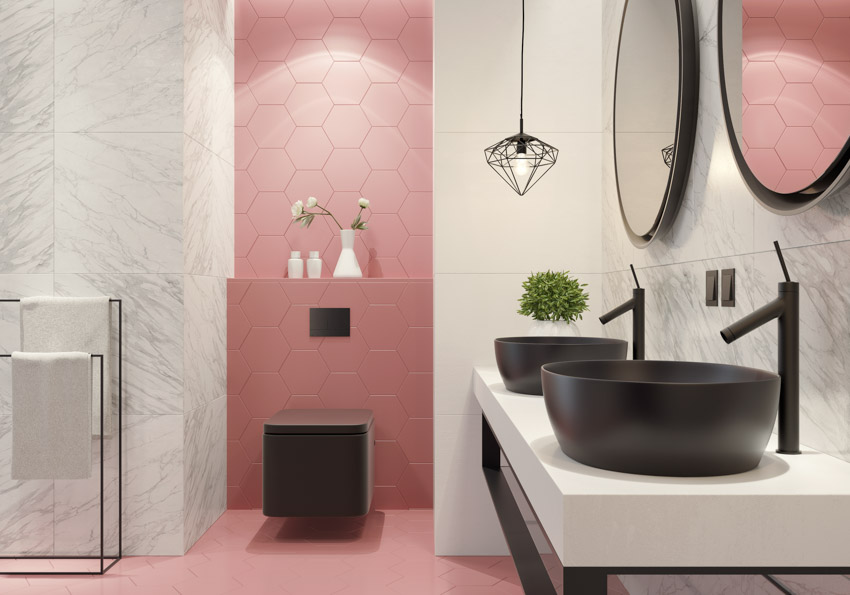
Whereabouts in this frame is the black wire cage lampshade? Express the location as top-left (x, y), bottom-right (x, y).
top-left (484, 0), bottom-right (558, 196)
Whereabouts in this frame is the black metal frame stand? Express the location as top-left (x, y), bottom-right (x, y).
top-left (0, 299), bottom-right (122, 576)
top-left (481, 414), bottom-right (850, 595)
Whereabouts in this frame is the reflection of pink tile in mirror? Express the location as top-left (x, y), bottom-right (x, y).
top-left (741, 0), bottom-right (850, 194)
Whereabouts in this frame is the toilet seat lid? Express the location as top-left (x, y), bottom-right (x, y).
top-left (264, 408), bottom-right (374, 435)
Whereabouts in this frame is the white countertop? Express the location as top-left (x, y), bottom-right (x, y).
top-left (473, 366), bottom-right (850, 568)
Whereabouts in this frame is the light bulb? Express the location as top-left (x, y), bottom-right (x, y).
top-left (512, 155), bottom-right (530, 177)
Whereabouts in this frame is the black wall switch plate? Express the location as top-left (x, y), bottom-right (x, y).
top-left (721, 269), bottom-right (735, 307)
top-left (309, 308), bottom-right (350, 337)
top-left (706, 270), bottom-right (719, 306)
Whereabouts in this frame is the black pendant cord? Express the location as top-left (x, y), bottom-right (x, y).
top-left (519, 0), bottom-right (524, 134)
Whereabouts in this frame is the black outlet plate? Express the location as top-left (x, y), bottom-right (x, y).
top-left (721, 269), bottom-right (735, 307)
top-left (705, 270), bottom-right (718, 307)
top-left (309, 308), bottom-right (350, 337)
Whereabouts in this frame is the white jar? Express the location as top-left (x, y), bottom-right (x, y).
top-left (287, 251), bottom-right (304, 278)
top-left (307, 251), bottom-right (322, 278)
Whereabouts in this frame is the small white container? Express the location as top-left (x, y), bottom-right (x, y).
top-left (287, 251), bottom-right (304, 278)
top-left (307, 251), bottom-right (322, 278)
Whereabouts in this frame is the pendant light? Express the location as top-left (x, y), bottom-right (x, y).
top-left (484, 0), bottom-right (558, 196)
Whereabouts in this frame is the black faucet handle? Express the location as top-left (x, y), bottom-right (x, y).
top-left (774, 241), bottom-right (792, 283)
top-left (630, 264), bottom-right (641, 289)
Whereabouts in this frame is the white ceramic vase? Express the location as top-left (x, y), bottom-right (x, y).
top-left (526, 320), bottom-right (577, 337)
top-left (332, 229), bottom-right (363, 278)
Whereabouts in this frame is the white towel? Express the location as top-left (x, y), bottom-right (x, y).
top-left (12, 352), bottom-right (92, 480)
top-left (21, 296), bottom-right (112, 436)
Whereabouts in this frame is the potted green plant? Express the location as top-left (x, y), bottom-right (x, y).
top-left (517, 270), bottom-right (589, 335)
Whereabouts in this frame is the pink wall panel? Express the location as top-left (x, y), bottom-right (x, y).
top-left (227, 279), bottom-right (434, 510)
top-left (235, 0), bottom-right (433, 278)
top-left (742, 0), bottom-right (850, 193)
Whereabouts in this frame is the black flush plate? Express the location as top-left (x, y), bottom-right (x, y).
top-left (705, 270), bottom-right (718, 307)
top-left (309, 307), bottom-right (350, 337)
top-left (721, 268), bottom-right (735, 307)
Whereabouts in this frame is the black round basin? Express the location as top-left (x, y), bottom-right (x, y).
top-left (541, 360), bottom-right (781, 477)
top-left (494, 337), bottom-right (628, 395)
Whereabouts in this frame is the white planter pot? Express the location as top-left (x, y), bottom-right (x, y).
top-left (332, 229), bottom-right (363, 278)
top-left (526, 320), bottom-right (579, 337)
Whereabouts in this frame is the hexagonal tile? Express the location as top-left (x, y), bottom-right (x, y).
top-left (235, 127), bottom-right (258, 169)
top-left (398, 61), bottom-right (432, 104)
top-left (236, 1), bottom-right (259, 38)
top-left (775, 84), bottom-right (823, 126)
top-left (814, 146), bottom-right (841, 173)
top-left (228, 350), bottom-right (251, 394)
top-left (398, 327), bottom-right (432, 372)
top-left (323, 105), bottom-right (371, 148)
top-left (324, 149), bottom-right (371, 190)
top-left (326, 0), bottom-right (369, 17)
top-left (236, 84), bottom-right (258, 127)
top-left (813, 62), bottom-right (850, 104)
top-left (399, 105), bottom-right (432, 148)
top-left (319, 282), bottom-right (369, 323)
top-left (398, 148), bottom-right (432, 191)
top-left (398, 192), bottom-right (432, 235)
top-left (319, 373), bottom-right (369, 409)
top-left (241, 327), bottom-right (290, 372)
top-left (228, 395), bottom-right (251, 439)
top-left (362, 214), bottom-right (409, 257)
top-left (776, 169), bottom-right (817, 193)
top-left (815, 0), bottom-right (850, 16)
top-left (360, 351), bottom-right (408, 394)
top-left (374, 441), bottom-right (408, 485)
top-left (250, 0), bottom-right (293, 17)
top-left (397, 418), bottom-right (432, 463)
top-left (247, 236), bottom-right (289, 277)
top-left (240, 282), bottom-right (290, 326)
top-left (248, 149), bottom-right (295, 192)
top-left (367, 257), bottom-right (407, 278)
top-left (776, 127), bottom-right (823, 169)
top-left (399, 236), bottom-right (432, 277)
top-left (286, 40), bottom-right (333, 82)
top-left (281, 351), bottom-right (329, 394)
top-left (279, 304), bottom-right (325, 350)
top-left (248, 18), bottom-right (296, 61)
top-left (235, 41), bottom-right (258, 84)
top-left (398, 18), bottom-right (432, 61)
top-left (361, 85), bottom-right (409, 126)
top-left (240, 463), bottom-right (264, 508)
top-left (236, 170), bottom-right (259, 215)
top-left (228, 440), bottom-right (251, 485)
top-left (743, 62), bottom-right (785, 105)
top-left (323, 62), bottom-right (371, 104)
top-left (814, 105), bottom-right (850, 148)
top-left (814, 18), bottom-right (850, 60)
top-left (362, 128), bottom-right (408, 169)
top-left (362, 40), bottom-right (410, 82)
top-left (362, 0), bottom-right (409, 39)
top-left (397, 373), bottom-right (432, 418)
top-left (744, 0), bottom-right (782, 16)
top-left (241, 373), bottom-right (289, 418)
top-left (286, 0), bottom-right (332, 38)
top-left (318, 328), bottom-right (370, 372)
top-left (742, 18), bottom-right (785, 60)
top-left (286, 395), bottom-right (325, 409)
top-left (248, 192), bottom-right (288, 235)
top-left (323, 19), bottom-right (371, 61)
top-left (775, 40), bottom-right (823, 83)
top-left (248, 105), bottom-right (295, 148)
top-left (229, 279), bottom-right (252, 304)
top-left (326, 192), bottom-right (363, 227)
top-left (360, 305), bottom-right (408, 349)
top-left (742, 105), bottom-right (786, 148)
top-left (398, 282), bottom-right (432, 326)
top-left (286, 171), bottom-right (333, 205)
top-left (235, 258), bottom-right (257, 278)
top-left (282, 280), bottom-right (329, 303)
top-left (397, 463), bottom-right (432, 507)
top-left (285, 127), bottom-right (333, 169)
top-left (285, 84), bottom-right (333, 125)
top-left (248, 62), bottom-right (296, 104)
top-left (235, 213), bottom-right (258, 258)
top-left (285, 213), bottom-right (335, 258)
top-left (776, 0), bottom-right (823, 40)
top-left (360, 282), bottom-right (406, 303)
top-left (361, 171), bottom-right (408, 213)
top-left (365, 395), bottom-right (408, 439)
top-left (228, 305), bottom-right (252, 350)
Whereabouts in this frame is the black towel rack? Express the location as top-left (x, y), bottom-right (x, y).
top-left (0, 299), bottom-right (122, 576)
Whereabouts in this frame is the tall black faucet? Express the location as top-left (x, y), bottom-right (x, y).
top-left (720, 242), bottom-right (800, 455)
top-left (600, 264), bottom-right (645, 360)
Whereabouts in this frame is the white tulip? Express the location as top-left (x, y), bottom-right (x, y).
top-left (306, 196), bottom-right (318, 208)
top-left (291, 201), bottom-right (304, 217)
top-left (358, 197), bottom-right (370, 208)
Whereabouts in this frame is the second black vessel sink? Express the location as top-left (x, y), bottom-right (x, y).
top-left (541, 360), bottom-right (781, 476)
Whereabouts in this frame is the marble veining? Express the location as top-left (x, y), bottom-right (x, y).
top-left (0, 1), bottom-right (53, 132)
top-left (54, 0), bottom-right (182, 132)
top-left (184, 275), bottom-right (226, 413)
top-left (0, 134), bottom-right (54, 274)
top-left (55, 133), bottom-right (183, 274)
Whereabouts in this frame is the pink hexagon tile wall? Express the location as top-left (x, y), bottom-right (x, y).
top-left (742, 0), bottom-right (850, 193)
top-left (235, 0), bottom-right (433, 278)
top-left (227, 279), bottom-right (433, 510)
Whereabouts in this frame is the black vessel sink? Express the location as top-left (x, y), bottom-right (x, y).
top-left (541, 360), bottom-right (781, 476)
top-left (494, 337), bottom-right (628, 395)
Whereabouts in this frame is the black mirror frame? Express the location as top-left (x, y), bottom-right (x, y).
top-left (613, 0), bottom-right (699, 248)
top-left (717, 0), bottom-right (850, 215)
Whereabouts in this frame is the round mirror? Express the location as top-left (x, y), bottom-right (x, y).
top-left (614, 0), bottom-right (698, 247)
top-left (719, 0), bottom-right (850, 214)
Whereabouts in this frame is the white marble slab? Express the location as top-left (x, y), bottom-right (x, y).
top-left (474, 366), bottom-right (850, 568)
top-left (184, 275), bottom-right (226, 413)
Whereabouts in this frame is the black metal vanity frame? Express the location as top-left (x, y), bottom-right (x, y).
top-left (0, 298), bottom-right (123, 576)
top-left (481, 414), bottom-right (849, 595)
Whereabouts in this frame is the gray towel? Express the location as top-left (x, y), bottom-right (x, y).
top-left (21, 296), bottom-right (112, 436)
top-left (12, 352), bottom-right (92, 480)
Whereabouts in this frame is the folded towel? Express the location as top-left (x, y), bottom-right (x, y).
top-left (12, 351), bottom-right (92, 480)
top-left (21, 296), bottom-right (112, 436)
